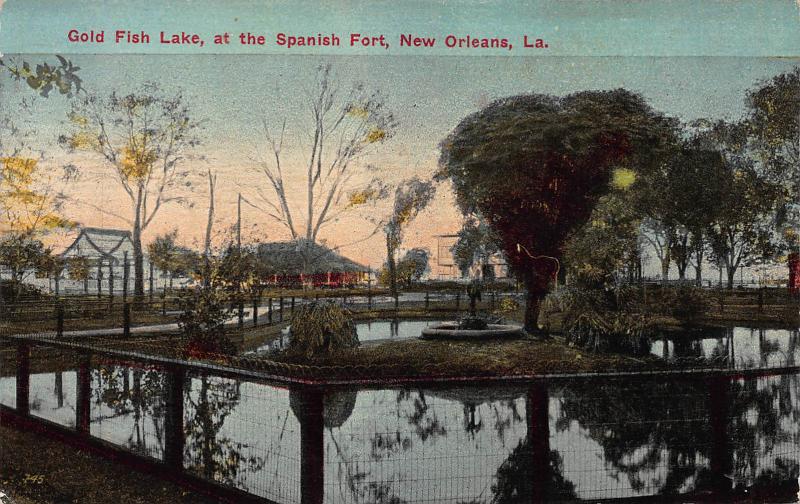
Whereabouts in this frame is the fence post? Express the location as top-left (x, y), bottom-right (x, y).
top-left (96, 261), bottom-right (103, 299)
top-left (291, 296), bottom-right (296, 316)
top-left (296, 388), bottom-right (325, 504)
top-left (456, 292), bottom-right (461, 311)
top-left (527, 381), bottom-right (550, 503)
top-left (707, 376), bottom-right (732, 497)
top-left (279, 297), bottom-right (284, 322)
top-left (16, 342), bottom-right (30, 416)
top-left (123, 302), bottom-right (131, 338)
top-left (122, 251), bottom-right (129, 304)
top-left (252, 297), bottom-right (259, 327)
top-left (108, 261), bottom-right (115, 309)
top-left (758, 287), bottom-right (764, 314)
top-left (367, 290), bottom-right (373, 310)
top-left (149, 262), bottom-right (155, 303)
top-left (268, 298), bottom-right (273, 324)
top-left (56, 303), bottom-right (65, 338)
top-left (425, 291), bottom-right (430, 309)
top-left (164, 364), bottom-right (185, 471)
top-left (394, 292), bottom-right (399, 310)
top-left (491, 291), bottom-right (496, 310)
top-left (237, 295), bottom-right (244, 329)
top-left (76, 351), bottom-right (91, 434)
top-left (161, 291), bottom-right (167, 316)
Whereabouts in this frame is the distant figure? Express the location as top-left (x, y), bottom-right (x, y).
top-left (466, 280), bottom-right (482, 316)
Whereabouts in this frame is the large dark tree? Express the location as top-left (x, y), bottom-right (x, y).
top-left (437, 90), bottom-right (677, 333)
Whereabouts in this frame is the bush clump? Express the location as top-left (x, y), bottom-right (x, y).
top-left (651, 285), bottom-right (711, 321)
top-left (177, 285), bottom-right (235, 358)
top-left (288, 301), bottom-right (359, 358)
top-left (546, 286), bottom-right (655, 355)
top-left (495, 297), bottom-right (520, 315)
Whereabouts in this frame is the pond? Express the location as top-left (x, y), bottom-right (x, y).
top-left (248, 319), bottom-right (450, 354)
top-left (2, 355), bottom-right (798, 503)
top-left (651, 325), bottom-right (800, 369)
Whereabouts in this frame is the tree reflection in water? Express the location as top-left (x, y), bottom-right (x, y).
top-left (322, 387), bottom-right (545, 503)
top-left (92, 365), bottom-right (265, 491)
top-left (183, 374), bottom-right (265, 489)
top-left (555, 373), bottom-right (800, 500)
top-left (728, 372), bottom-right (800, 496)
top-left (92, 364), bottom-right (166, 457)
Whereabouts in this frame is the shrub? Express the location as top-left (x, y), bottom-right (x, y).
top-left (177, 285), bottom-right (235, 358)
top-left (547, 286), bottom-right (655, 355)
top-left (288, 301), bottom-right (359, 358)
top-left (496, 297), bottom-right (520, 315)
top-left (651, 285), bottom-right (711, 321)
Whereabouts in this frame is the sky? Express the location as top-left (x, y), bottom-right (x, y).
top-left (3, 1), bottom-right (800, 276)
top-left (4, 54), bottom-right (800, 274)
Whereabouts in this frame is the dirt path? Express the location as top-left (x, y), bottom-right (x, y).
top-left (0, 425), bottom-right (215, 504)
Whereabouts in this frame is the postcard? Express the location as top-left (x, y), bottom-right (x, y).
top-left (1, 1), bottom-right (800, 503)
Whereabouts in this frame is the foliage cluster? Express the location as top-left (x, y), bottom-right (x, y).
top-left (288, 301), bottom-right (359, 358)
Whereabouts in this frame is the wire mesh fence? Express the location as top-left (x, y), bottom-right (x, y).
top-left (3, 332), bottom-right (800, 503)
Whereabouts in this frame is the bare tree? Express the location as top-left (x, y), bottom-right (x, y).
top-left (249, 63), bottom-right (397, 248)
top-left (61, 82), bottom-right (201, 296)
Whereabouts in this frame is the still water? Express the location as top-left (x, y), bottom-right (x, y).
top-left (249, 319), bottom-right (448, 353)
top-left (2, 326), bottom-right (799, 502)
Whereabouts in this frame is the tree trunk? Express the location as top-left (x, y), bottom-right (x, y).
top-left (726, 266), bottom-right (736, 290)
top-left (386, 233), bottom-right (397, 297)
top-left (677, 262), bottom-right (687, 281)
top-left (524, 291), bottom-right (544, 336)
top-left (693, 234), bottom-right (704, 287)
top-left (133, 187), bottom-right (145, 297)
top-left (661, 257), bottom-right (670, 287)
top-left (204, 169), bottom-right (215, 257)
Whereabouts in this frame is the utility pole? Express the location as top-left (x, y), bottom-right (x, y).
top-left (236, 192), bottom-right (243, 324)
top-left (237, 192), bottom-right (242, 250)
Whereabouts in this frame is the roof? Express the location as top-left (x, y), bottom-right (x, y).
top-left (60, 227), bottom-right (132, 259)
top-left (80, 227), bottom-right (131, 238)
top-left (255, 239), bottom-right (366, 274)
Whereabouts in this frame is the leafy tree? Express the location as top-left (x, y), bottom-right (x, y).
top-left (438, 90), bottom-right (677, 333)
top-left (383, 178), bottom-right (436, 296)
top-left (747, 67), bottom-right (800, 198)
top-left (35, 250), bottom-right (67, 295)
top-left (0, 156), bottom-right (73, 239)
top-left (0, 236), bottom-right (49, 302)
top-left (66, 255), bottom-right (91, 293)
top-left (563, 191), bottom-right (641, 290)
top-left (451, 217), bottom-right (499, 279)
top-left (147, 230), bottom-right (198, 289)
top-left (634, 136), bottom-right (727, 285)
top-left (392, 248), bottom-right (430, 287)
top-left (216, 244), bottom-right (256, 292)
top-left (61, 82), bottom-right (201, 297)
top-left (689, 120), bottom-right (782, 288)
top-left (707, 164), bottom-right (780, 289)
